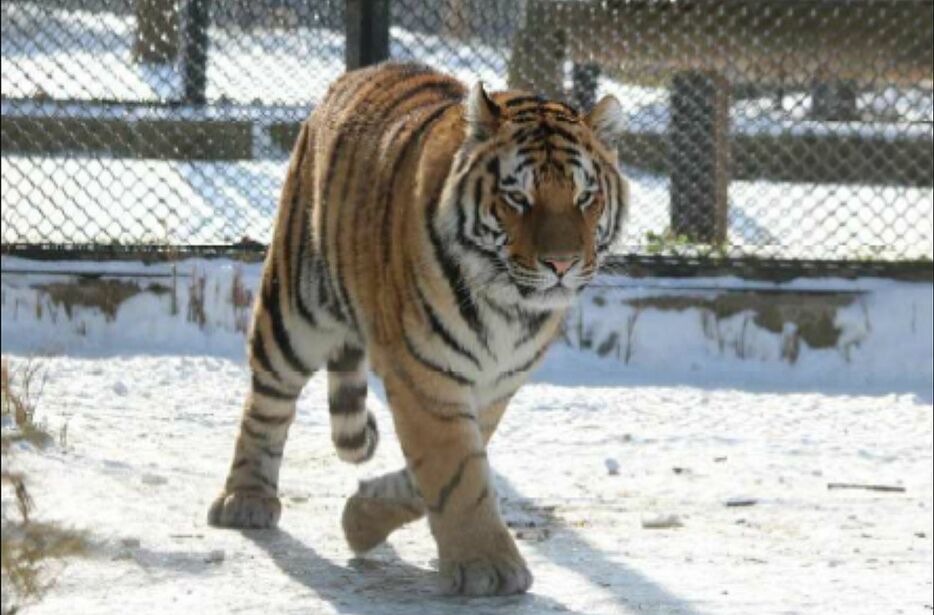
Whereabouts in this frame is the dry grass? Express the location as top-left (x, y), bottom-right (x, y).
top-left (1, 357), bottom-right (87, 615)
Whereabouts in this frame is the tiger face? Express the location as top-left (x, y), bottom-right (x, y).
top-left (442, 83), bottom-right (629, 311)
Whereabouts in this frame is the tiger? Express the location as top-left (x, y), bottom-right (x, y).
top-left (207, 61), bottom-right (628, 596)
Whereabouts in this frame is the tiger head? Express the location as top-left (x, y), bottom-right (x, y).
top-left (439, 83), bottom-right (629, 312)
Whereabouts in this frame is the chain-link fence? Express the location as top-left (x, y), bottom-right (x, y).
top-left (2, 0), bottom-right (932, 269)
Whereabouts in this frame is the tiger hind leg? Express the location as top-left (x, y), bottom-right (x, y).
top-left (208, 261), bottom-right (349, 529)
top-left (341, 467), bottom-right (426, 553)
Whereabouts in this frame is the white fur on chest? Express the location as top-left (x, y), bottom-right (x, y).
top-left (470, 304), bottom-right (552, 408)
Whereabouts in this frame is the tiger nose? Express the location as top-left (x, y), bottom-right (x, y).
top-left (539, 255), bottom-right (579, 276)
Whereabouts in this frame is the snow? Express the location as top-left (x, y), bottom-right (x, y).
top-left (1, 256), bottom-right (932, 613)
top-left (2, 257), bottom-right (932, 392)
top-left (1, 349), bottom-right (930, 614)
top-left (1, 156), bottom-right (284, 245)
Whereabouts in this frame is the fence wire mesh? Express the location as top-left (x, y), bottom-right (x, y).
top-left (2, 0), bottom-right (932, 265)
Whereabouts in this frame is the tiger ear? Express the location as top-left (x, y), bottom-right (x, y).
top-left (584, 95), bottom-right (625, 148)
top-left (464, 82), bottom-right (501, 141)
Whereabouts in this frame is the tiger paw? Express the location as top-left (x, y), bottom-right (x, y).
top-left (439, 552), bottom-right (533, 596)
top-left (342, 494), bottom-right (425, 554)
top-left (207, 491), bottom-right (281, 529)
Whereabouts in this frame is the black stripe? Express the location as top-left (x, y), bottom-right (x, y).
top-left (473, 486), bottom-right (489, 508)
top-left (469, 176), bottom-right (498, 248)
top-left (482, 296), bottom-right (516, 322)
top-left (516, 144), bottom-right (545, 156)
top-left (252, 374), bottom-right (298, 401)
top-left (514, 157), bottom-right (537, 174)
top-left (329, 384), bottom-right (367, 414)
top-left (279, 125), bottom-right (310, 296)
top-left (504, 95), bottom-right (546, 108)
top-left (288, 140), bottom-right (318, 328)
top-left (427, 452), bottom-right (486, 514)
top-left (380, 100), bottom-right (460, 265)
top-left (293, 231), bottom-right (318, 327)
top-left (328, 345), bottom-right (365, 372)
top-left (241, 422), bottom-right (268, 442)
top-left (514, 311), bottom-right (551, 349)
top-left (402, 332), bottom-right (474, 386)
top-left (427, 190), bottom-right (489, 352)
top-left (609, 172), bottom-right (626, 248)
top-left (250, 332), bottom-right (278, 379)
top-left (554, 144), bottom-right (582, 157)
top-left (259, 445), bottom-right (283, 459)
top-left (414, 281), bottom-right (482, 370)
top-left (388, 370), bottom-right (474, 420)
top-left (454, 173), bottom-right (500, 261)
top-left (540, 122), bottom-right (580, 145)
top-left (333, 412), bottom-right (377, 453)
top-left (334, 429), bottom-right (367, 450)
top-left (333, 80), bottom-right (460, 330)
top-left (334, 80), bottom-right (463, 326)
top-left (264, 277), bottom-right (313, 377)
top-left (496, 343), bottom-right (550, 384)
top-left (250, 470), bottom-right (277, 490)
top-left (247, 410), bottom-right (293, 426)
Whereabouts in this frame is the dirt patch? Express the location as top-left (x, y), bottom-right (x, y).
top-left (618, 290), bottom-right (860, 350)
top-left (35, 278), bottom-right (169, 322)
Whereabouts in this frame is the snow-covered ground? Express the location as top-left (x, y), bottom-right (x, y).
top-left (2, 348), bottom-right (931, 615)
top-left (1, 256), bottom-right (932, 613)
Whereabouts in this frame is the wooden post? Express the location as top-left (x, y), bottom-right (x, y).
top-left (345, 0), bottom-right (390, 70)
top-left (669, 70), bottom-right (729, 245)
top-left (134, 0), bottom-right (179, 63)
top-left (182, 0), bottom-right (210, 104)
top-left (507, 0), bottom-right (565, 100)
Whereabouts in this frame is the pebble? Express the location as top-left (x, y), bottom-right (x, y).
top-left (642, 514), bottom-right (683, 529)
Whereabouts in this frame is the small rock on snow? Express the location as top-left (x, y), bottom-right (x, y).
top-left (119, 537), bottom-right (140, 549)
top-left (605, 458), bottom-right (620, 475)
top-left (724, 497), bottom-right (758, 507)
top-left (642, 514), bottom-right (683, 529)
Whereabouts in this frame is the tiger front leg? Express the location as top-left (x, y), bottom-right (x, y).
top-left (341, 396), bottom-right (515, 553)
top-left (386, 375), bottom-right (532, 596)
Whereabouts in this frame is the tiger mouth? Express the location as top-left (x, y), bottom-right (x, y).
top-left (514, 280), bottom-right (581, 299)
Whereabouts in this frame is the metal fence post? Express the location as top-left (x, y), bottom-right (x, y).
top-left (669, 70), bottom-right (730, 245)
top-left (345, 0), bottom-right (390, 70)
top-left (507, 0), bottom-right (565, 101)
top-left (134, 0), bottom-right (180, 64)
top-left (182, 0), bottom-right (211, 104)
top-left (571, 63), bottom-right (600, 111)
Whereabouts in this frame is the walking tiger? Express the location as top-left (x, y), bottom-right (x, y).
top-left (208, 61), bottom-right (628, 595)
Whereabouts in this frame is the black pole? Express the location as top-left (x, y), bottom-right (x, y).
top-left (669, 70), bottom-right (729, 245)
top-left (183, 0), bottom-right (211, 104)
top-left (345, 0), bottom-right (390, 70)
